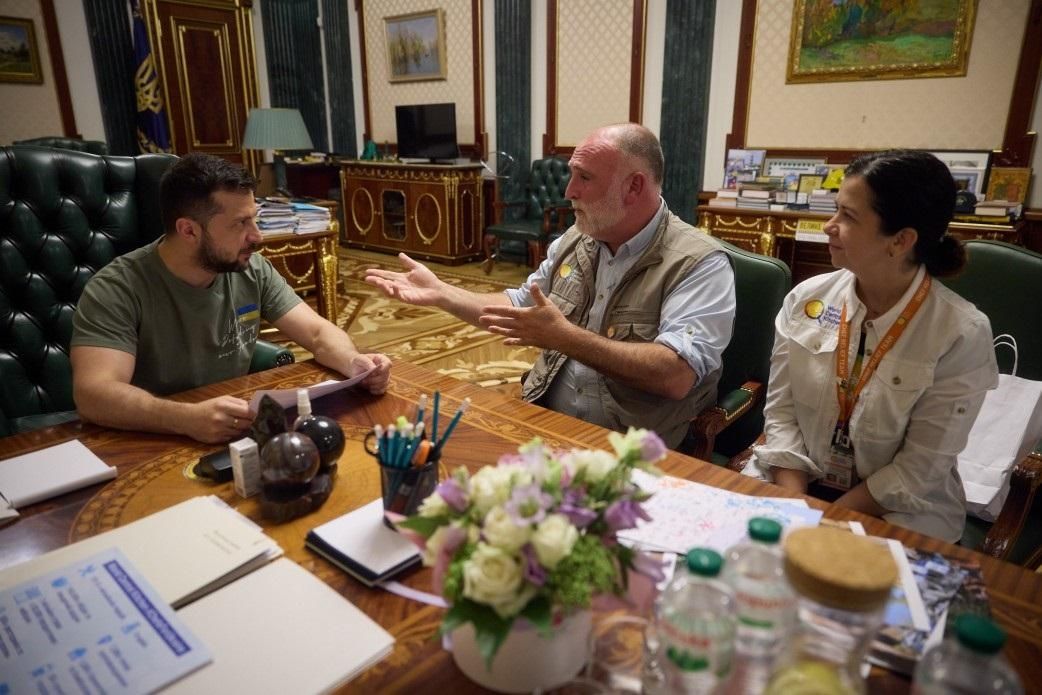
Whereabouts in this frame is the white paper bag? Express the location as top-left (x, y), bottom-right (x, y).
top-left (959, 335), bottom-right (1042, 521)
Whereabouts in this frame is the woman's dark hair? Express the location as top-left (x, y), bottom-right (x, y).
top-left (160, 152), bottom-right (257, 234)
top-left (845, 149), bottom-right (965, 277)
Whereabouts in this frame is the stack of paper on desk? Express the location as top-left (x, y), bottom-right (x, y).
top-left (0, 495), bottom-right (282, 608)
top-left (167, 559), bottom-right (395, 693)
top-left (0, 439), bottom-right (116, 507)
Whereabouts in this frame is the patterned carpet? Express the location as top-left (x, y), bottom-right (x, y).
top-left (270, 248), bottom-right (540, 391)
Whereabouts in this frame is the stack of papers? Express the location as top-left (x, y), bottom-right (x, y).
top-left (618, 471), bottom-right (823, 554)
top-left (292, 201), bottom-right (331, 233)
top-left (256, 198), bottom-right (296, 234)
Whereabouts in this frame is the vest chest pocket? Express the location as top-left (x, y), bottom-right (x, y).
top-left (605, 321), bottom-right (658, 342)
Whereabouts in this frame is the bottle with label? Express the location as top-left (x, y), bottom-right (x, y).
top-left (913, 614), bottom-right (1023, 694)
top-left (652, 548), bottom-right (736, 694)
top-left (722, 517), bottom-right (796, 694)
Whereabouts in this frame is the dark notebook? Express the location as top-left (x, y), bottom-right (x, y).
top-left (305, 498), bottom-right (421, 587)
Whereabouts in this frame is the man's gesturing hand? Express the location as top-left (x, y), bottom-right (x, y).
top-left (478, 284), bottom-right (573, 349)
top-left (363, 253), bottom-right (444, 306)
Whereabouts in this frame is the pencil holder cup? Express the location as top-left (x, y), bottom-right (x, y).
top-left (379, 458), bottom-right (439, 527)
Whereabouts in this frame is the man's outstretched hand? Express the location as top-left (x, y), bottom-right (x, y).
top-left (364, 253), bottom-right (444, 307)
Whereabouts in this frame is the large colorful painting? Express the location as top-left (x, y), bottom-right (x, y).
top-left (0, 16), bottom-right (42, 84)
top-left (385, 9), bottom-right (447, 83)
top-left (787, 0), bottom-right (977, 84)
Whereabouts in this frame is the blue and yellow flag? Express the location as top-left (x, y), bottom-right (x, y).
top-left (132, 0), bottom-right (171, 153)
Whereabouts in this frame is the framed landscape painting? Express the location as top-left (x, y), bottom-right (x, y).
top-left (787, 0), bottom-right (977, 84)
top-left (0, 16), bottom-right (42, 84)
top-left (385, 9), bottom-right (447, 83)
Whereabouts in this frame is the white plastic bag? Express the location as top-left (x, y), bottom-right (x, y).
top-left (959, 335), bottom-right (1042, 521)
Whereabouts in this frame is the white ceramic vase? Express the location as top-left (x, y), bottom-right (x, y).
top-left (450, 610), bottom-right (593, 693)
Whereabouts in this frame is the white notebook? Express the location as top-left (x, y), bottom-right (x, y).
top-left (167, 559), bottom-right (394, 693)
top-left (0, 495), bottom-right (282, 608)
top-left (0, 439), bottom-right (116, 507)
top-left (306, 498), bottom-right (421, 586)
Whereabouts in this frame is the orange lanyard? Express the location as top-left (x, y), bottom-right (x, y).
top-left (835, 273), bottom-right (931, 427)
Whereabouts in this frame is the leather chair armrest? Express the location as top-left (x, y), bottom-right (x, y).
top-left (981, 444), bottom-right (1042, 561)
top-left (727, 433), bottom-right (765, 473)
top-left (684, 381), bottom-right (762, 461)
top-left (250, 339), bottom-right (295, 373)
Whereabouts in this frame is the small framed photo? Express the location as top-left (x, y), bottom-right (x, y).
top-left (949, 167), bottom-right (984, 196)
top-left (798, 174), bottom-right (825, 195)
top-left (0, 16), bottom-right (43, 84)
top-left (385, 9), bottom-right (447, 83)
top-left (985, 167), bottom-right (1031, 204)
top-left (723, 149), bottom-right (766, 189)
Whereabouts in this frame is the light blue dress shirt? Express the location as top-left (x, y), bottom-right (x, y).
top-left (504, 201), bottom-right (736, 423)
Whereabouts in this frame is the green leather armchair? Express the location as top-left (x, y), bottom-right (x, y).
top-left (12, 137), bottom-right (109, 155)
top-left (0, 146), bottom-right (293, 438)
top-left (483, 156), bottom-right (573, 271)
top-left (942, 240), bottom-right (1042, 567)
top-left (682, 238), bottom-right (792, 463)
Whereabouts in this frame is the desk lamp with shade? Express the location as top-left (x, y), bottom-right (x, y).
top-left (242, 107), bottom-right (314, 197)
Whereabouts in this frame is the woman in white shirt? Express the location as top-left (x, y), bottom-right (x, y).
top-left (746, 150), bottom-right (998, 542)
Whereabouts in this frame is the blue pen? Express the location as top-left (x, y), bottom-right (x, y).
top-left (415, 394), bottom-right (428, 430)
top-left (398, 422), bottom-right (423, 468)
top-left (397, 423), bottom-right (414, 468)
top-left (431, 391), bottom-right (441, 443)
top-left (432, 397), bottom-right (470, 458)
top-left (387, 424), bottom-right (398, 467)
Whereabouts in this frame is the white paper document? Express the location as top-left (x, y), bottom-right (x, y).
top-left (619, 471), bottom-right (824, 554)
top-left (0, 547), bottom-right (211, 694)
top-left (0, 496), bottom-right (282, 609)
top-left (248, 368), bottom-right (375, 412)
top-left (167, 559), bottom-right (394, 693)
top-left (0, 439), bottom-right (116, 508)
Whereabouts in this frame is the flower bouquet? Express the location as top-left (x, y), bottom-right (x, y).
top-left (396, 427), bottom-right (667, 686)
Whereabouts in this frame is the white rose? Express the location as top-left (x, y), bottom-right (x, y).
top-left (422, 524), bottom-right (453, 566)
top-left (417, 491), bottom-right (449, 518)
top-left (482, 506), bottom-right (532, 553)
top-left (572, 449), bottom-right (619, 483)
top-left (531, 513), bottom-right (579, 569)
top-left (469, 466), bottom-right (514, 515)
top-left (462, 543), bottom-right (535, 617)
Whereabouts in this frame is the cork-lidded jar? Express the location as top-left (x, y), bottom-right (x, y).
top-left (764, 526), bottom-right (898, 695)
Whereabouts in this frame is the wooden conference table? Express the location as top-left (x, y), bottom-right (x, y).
top-left (2, 360), bottom-right (1041, 694)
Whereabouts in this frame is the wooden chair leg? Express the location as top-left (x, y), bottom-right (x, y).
top-left (482, 233), bottom-right (498, 274)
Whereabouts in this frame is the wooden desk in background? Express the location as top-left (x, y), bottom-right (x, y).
top-left (2, 360), bottom-right (1040, 693)
top-left (697, 205), bottom-right (1025, 285)
top-left (256, 228), bottom-right (339, 324)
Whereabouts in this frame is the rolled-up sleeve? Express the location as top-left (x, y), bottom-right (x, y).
top-left (655, 251), bottom-right (735, 379)
top-left (866, 316), bottom-right (999, 514)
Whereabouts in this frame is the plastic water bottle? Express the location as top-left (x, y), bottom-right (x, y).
top-left (722, 517), bottom-right (796, 694)
top-left (913, 614), bottom-right (1023, 694)
top-left (652, 548), bottom-right (736, 694)
top-left (723, 517), bottom-right (796, 656)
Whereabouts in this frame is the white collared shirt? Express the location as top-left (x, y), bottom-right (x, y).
top-left (505, 201), bottom-right (736, 425)
top-left (747, 265), bottom-right (998, 542)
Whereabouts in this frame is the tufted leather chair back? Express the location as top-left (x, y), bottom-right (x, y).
top-left (525, 156), bottom-right (571, 218)
top-left (12, 137), bottom-right (110, 155)
top-left (0, 146), bottom-right (176, 435)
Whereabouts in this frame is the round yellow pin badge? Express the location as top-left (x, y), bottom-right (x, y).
top-left (804, 300), bottom-right (825, 319)
top-left (559, 263), bottom-right (572, 279)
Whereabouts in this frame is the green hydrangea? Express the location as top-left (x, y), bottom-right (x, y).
top-left (547, 535), bottom-right (617, 609)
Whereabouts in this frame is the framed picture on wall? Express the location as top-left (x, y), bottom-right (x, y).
top-left (786, 0), bottom-right (976, 83)
top-left (0, 16), bottom-right (43, 84)
top-left (385, 9), bottom-right (447, 83)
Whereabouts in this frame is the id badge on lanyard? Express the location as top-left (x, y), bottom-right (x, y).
top-left (825, 273), bottom-right (931, 492)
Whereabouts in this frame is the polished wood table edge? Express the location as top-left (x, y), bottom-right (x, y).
top-left (2, 358), bottom-right (1040, 693)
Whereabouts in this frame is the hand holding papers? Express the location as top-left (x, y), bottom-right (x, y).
top-left (248, 368), bottom-right (375, 413)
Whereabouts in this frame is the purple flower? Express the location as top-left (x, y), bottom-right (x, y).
top-left (521, 543), bottom-right (547, 586)
top-left (640, 431), bottom-right (667, 463)
top-left (505, 483), bottom-right (553, 525)
top-left (558, 489), bottom-right (597, 529)
top-left (631, 550), bottom-right (666, 583)
top-left (604, 498), bottom-right (652, 532)
top-left (435, 478), bottom-right (469, 513)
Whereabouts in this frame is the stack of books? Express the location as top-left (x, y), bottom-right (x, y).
top-left (808, 188), bottom-right (838, 214)
top-left (707, 189), bottom-right (738, 208)
top-left (960, 199), bottom-right (1022, 224)
top-left (256, 198), bottom-right (296, 234)
top-left (736, 184), bottom-right (774, 210)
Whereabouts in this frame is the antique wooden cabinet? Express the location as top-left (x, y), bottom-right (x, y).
top-left (340, 162), bottom-right (484, 265)
top-left (696, 205), bottom-right (1025, 285)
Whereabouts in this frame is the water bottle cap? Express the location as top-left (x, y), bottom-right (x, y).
top-left (685, 548), bottom-right (724, 577)
top-left (748, 517), bottom-right (782, 543)
top-left (954, 614), bottom-right (1006, 655)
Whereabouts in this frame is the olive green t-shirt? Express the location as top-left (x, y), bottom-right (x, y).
top-left (71, 239), bottom-right (302, 395)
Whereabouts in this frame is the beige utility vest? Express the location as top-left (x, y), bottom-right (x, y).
top-left (521, 210), bottom-right (727, 447)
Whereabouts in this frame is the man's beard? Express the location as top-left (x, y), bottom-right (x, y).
top-left (198, 228), bottom-right (253, 273)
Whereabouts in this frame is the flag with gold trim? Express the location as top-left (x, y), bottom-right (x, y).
top-left (132, 0), bottom-right (171, 153)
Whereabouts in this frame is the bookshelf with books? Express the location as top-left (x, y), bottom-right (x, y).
top-left (696, 204), bottom-right (1025, 285)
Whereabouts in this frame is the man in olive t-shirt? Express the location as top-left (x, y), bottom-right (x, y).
top-left (70, 153), bottom-right (391, 443)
